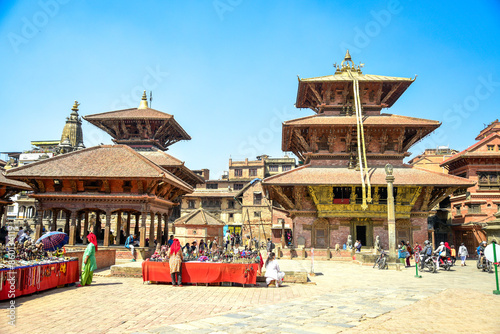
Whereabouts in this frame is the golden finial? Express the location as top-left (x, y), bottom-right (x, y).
top-left (344, 49), bottom-right (352, 62)
top-left (72, 101), bottom-right (80, 112)
top-left (138, 90), bottom-right (149, 109)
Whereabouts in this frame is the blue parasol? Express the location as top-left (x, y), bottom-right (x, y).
top-left (35, 231), bottom-right (69, 251)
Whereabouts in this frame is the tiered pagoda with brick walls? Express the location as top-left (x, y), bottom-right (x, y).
top-left (6, 94), bottom-right (200, 252)
top-left (263, 51), bottom-right (474, 252)
top-left (441, 119), bottom-right (500, 249)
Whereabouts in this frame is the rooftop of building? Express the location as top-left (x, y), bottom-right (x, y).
top-left (262, 164), bottom-right (474, 187)
top-left (283, 113), bottom-right (440, 127)
top-left (174, 208), bottom-right (225, 226)
top-left (475, 119), bottom-right (500, 140)
top-left (440, 132), bottom-right (500, 167)
top-left (4, 145), bottom-right (193, 192)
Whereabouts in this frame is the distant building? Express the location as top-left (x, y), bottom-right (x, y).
top-left (441, 119), bottom-right (500, 252)
top-left (173, 208), bottom-right (225, 246)
top-left (180, 155), bottom-right (296, 246)
top-left (3, 102), bottom-right (86, 229)
top-left (408, 146), bottom-right (458, 174)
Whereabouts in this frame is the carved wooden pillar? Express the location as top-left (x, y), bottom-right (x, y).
top-left (64, 211), bottom-right (70, 235)
top-left (163, 213), bottom-right (169, 245)
top-left (68, 211), bottom-right (77, 246)
top-left (0, 205), bottom-right (6, 228)
top-left (156, 213), bottom-right (162, 245)
top-left (125, 212), bottom-right (131, 238)
top-left (115, 212), bottom-right (122, 245)
top-left (76, 212), bottom-right (82, 243)
top-left (149, 212), bottom-right (155, 247)
top-left (140, 212), bottom-right (147, 247)
top-left (51, 209), bottom-right (58, 231)
top-left (103, 211), bottom-right (111, 247)
top-left (83, 211), bottom-right (89, 245)
top-left (34, 203), bottom-right (43, 240)
top-left (134, 213), bottom-right (140, 236)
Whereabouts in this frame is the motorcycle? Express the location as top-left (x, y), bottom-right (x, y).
top-left (477, 256), bottom-right (493, 273)
top-left (432, 254), bottom-right (452, 271)
top-left (373, 250), bottom-right (388, 270)
top-left (418, 252), bottom-right (437, 273)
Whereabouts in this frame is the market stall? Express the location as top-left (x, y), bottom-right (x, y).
top-left (0, 259), bottom-right (79, 300)
top-left (142, 260), bottom-right (258, 286)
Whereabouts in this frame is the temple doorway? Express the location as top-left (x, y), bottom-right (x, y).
top-left (356, 225), bottom-right (367, 246)
top-left (350, 218), bottom-right (373, 247)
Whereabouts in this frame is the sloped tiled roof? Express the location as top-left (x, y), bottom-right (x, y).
top-left (0, 169), bottom-right (31, 190)
top-left (299, 73), bottom-right (414, 83)
top-left (174, 208), bottom-right (225, 226)
top-left (84, 108), bottom-right (173, 120)
top-left (262, 164), bottom-right (474, 187)
top-left (138, 149), bottom-right (204, 186)
top-left (4, 145), bottom-right (193, 192)
top-left (138, 149), bottom-right (183, 166)
top-left (284, 114), bottom-right (440, 127)
top-left (441, 133), bottom-right (500, 167)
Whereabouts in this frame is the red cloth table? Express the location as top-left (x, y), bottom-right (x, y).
top-left (0, 260), bottom-right (79, 300)
top-left (142, 260), bottom-right (258, 285)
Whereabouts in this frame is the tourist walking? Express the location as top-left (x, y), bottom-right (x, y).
top-left (266, 238), bottom-right (275, 253)
top-left (398, 241), bottom-right (407, 266)
top-left (169, 238), bottom-right (183, 286)
top-left (450, 244), bottom-right (457, 265)
top-left (79, 232), bottom-right (97, 287)
top-left (265, 252), bottom-right (285, 288)
top-left (125, 234), bottom-right (139, 262)
top-left (458, 243), bottom-right (469, 266)
top-left (405, 241), bottom-right (412, 267)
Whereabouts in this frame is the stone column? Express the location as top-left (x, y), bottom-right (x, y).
top-left (83, 211), bottom-right (89, 245)
top-left (115, 212), bottom-right (122, 245)
top-left (149, 212), bottom-right (155, 247)
top-left (103, 211), bottom-right (111, 247)
top-left (125, 212), bottom-right (131, 238)
top-left (385, 164), bottom-right (396, 256)
top-left (68, 211), bottom-right (77, 246)
top-left (140, 212), bottom-right (147, 247)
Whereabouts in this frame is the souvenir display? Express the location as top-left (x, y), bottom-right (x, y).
top-left (148, 245), bottom-right (261, 264)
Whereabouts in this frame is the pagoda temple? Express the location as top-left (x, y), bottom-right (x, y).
top-left (5, 93), bottom-right (200, 250)
top-left (262, 51), bottom-right (474, 251)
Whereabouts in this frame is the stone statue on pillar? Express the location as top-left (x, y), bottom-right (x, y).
top-left (374, 235), bottom-right (381, 253)
top-left (347, 235), bottom-right (353, 249)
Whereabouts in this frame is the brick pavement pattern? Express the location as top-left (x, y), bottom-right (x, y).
top-left (0, 259), bottom-right (499, 333)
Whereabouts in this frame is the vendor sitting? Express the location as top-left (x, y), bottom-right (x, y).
top-left (125, 234), bottom-right (139, 262)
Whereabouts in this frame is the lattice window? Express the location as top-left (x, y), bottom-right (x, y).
top-left (468, 204), bottom-right (481, 214)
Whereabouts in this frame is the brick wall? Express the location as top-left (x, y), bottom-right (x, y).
top-left (66, 248), bottom-right (116, 270)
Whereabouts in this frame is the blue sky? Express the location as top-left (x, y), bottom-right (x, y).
top-left (1, 0), bottom-right (499, 178)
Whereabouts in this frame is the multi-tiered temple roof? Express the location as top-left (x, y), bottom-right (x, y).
top-left (84, 92), bottom-right (190, 151)
top-left (263, 52), bottom-right (474, 222)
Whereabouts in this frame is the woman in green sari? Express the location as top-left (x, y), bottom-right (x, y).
top-left (79, 232), bottom-right (97, 286)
